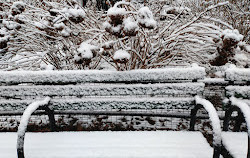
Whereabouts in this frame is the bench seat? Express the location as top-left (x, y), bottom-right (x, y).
top-left (222, 132), bottom-right (248, 158)
top-left (1, 131), bottom-right (213, 158)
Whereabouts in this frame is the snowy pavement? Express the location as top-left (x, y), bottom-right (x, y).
top-left (0, 131), bottom-right (214, 158)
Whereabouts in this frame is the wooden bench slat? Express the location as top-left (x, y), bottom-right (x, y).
top-left (0, 97), bottom-right (195, 111)
top-left (225, 66), bottom-right (250, 82)
top-left (225, 86), bottom-right (250, 99)
top-left (0, 66), bottom-right (205, 85)
top-left (0, 83), bottom-right (204, 99)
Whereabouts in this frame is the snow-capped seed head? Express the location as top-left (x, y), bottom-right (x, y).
top-left (103, 21), bottom-right (112, 32)
top-left (138, 7), bottom-right (157, 29)
top-left (221, 29), bottom-right (243, 48)
top-left (221, 29), bottom-right (243, 42)
top-left (102, 41), bottom-right (114, 50)
top-left (61, 27), bottom-right (72, 37)
top-left (64, 8), bottom-right (85, 23)
top-left (11, 1), bottom-right (25, 16)
top-left (54, 22), bottom-right (66, 31)
top-left (14, 14), bottom-right (25, 24)
top-left (123, 17), bottom-right (138, 36)
top-left (75, 42), bottom-right (99, 64)
top-left (113, 49), bottom-right (131, 63)
top-left (107, 7), bottom-right (126, 25)
top-left (0, 36), bottom-right (9, 49)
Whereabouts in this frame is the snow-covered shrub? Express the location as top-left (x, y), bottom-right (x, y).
top-left (0, 0), bottom-right (104, 70)
top-left (0, 0), bottom-right (249, 70)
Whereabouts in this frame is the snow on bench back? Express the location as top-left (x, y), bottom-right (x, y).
top-left (0, 64), bottom-right (205, 85)
top-left (225, 65), bottom-right (250, 82)
top-left (226, 86), bottom-right (250, 99)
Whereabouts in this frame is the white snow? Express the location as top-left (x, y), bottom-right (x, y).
top-left (230, 97), bottom-right (250, 135)
top-left (0, 66), bottom-right (206, 84)
top-left (53, 22), bottom-right (66, 30)
top-left (138, 7), bottom-right (157, 29)
top-left (34, 20), bottom-right (49, 30)
top-left (17, 97), bottom-right (50, 149)
top-left (61, 27), bottom-right (71, 37)
top-left (123, 17), bottom-right (138, 32)
top-left (226, 86), bottom-right (250, 98)
top-left (221, 29), bottom-right (243, 42)
top-left (2, 20), bottom-right (19, 30)
top-left (63, 8), bottom-right (85, 19)
top-left (77, 42), bottom-right (98, 59)
top-left (113, 49), bottom-right (131, 60)
top-left (195, 96), bottom-right (222, 146)
top-left (222, 132), bottom-right (248, 158)
top-left (1, 131), bottom-right (213, 158)
top-left (225, 64), bottom-right (250, 82)
top-left (107, 7), bottom-right (126, 16)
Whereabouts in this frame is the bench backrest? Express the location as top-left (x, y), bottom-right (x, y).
top-left (225, 65), bottom-right (250, 99)
top-left (0, 65), bottom-right (205, 111)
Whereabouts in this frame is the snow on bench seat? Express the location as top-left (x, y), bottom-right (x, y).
top-left (222, 132), bottom-right (248, 158)
top-left (0, 65), bottom-right (205, 85)
top-left (0, 131), bottom-right (213, 158)
top-left (225, 65), bottom-right (250, 82)
top-left (0, 97), bottom-right (195, 111)
top-left (0, 83), bottom-right (204, 99)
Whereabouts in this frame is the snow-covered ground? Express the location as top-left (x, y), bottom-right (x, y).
top-left (1, 131), bottom-right (213, 158)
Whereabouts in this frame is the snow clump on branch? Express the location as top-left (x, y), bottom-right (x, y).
top-left (74, 42), bottom-right (99, 65)
top-left (138, 7), bottom-right (157, 29)
top-left (113, 49), bottom-right (131, 63)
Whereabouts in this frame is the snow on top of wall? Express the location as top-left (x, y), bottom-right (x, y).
top-left (17, 97), bottom-right (50, 149)
top-left (225, 64), bottom-right (250, 81)
top-left (0, 65), bottom-right (205, 84)
top-left (230, 97), bottom-right (250, 135)
top-left (138, 7), bottom-right (157, 29)
top-left (195, 96), bottom-right (222, 146)
top-left (221, 29), bottom-right (243, 42)
top-left (113, 49), bottom-right (131, 60)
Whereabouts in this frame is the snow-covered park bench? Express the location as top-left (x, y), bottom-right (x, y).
top-left (222, 66), bottom-right (250, 158)
top-left (0, 64), bottom-right (226, 158)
